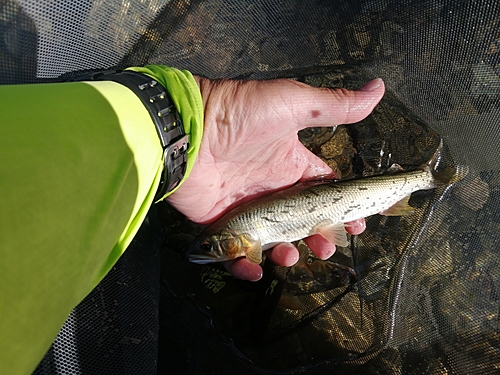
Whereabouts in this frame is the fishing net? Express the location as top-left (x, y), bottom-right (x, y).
top-left (2, 0), bottom-right (498, 373)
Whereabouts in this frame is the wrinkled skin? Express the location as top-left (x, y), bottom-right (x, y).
top-left (167, 77), bottom-right (384, 281)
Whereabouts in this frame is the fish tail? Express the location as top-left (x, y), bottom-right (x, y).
top-left (426, 139), bottom-right (469, 186)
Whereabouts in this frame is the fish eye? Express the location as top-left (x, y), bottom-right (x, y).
top-left (200, 242), bottom-right (213, 252)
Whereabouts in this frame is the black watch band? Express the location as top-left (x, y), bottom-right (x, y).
top-left (69, 70), bottom-right (189, 201)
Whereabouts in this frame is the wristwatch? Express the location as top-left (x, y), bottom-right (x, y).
top-left (69, 70), bottom-right (189, 201)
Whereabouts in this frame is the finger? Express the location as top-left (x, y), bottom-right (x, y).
top-left (304, 234), bottom-right (336, 260)
top-left (285, 78), bottom-right (385, 130)
top-left (223, 258), bottom-right (263, 281)
top-left (345, 218), bottom-right (366, 235)
top-left (266, 243), bottom-right (300, 267)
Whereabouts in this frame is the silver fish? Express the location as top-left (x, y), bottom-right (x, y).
top-left (188, 145), bottom-right (467, 264)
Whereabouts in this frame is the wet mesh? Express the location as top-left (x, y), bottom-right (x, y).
top-left (0, 0), bottom-right (498, 374)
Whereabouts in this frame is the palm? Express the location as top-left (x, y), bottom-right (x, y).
top-left (168, 78), bottom-right (384, 223)
top-left (166, 77), bottom-right (385, 280)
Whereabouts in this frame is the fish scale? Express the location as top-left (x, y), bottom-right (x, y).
top-left (225, 169), bottom-right (436, 251)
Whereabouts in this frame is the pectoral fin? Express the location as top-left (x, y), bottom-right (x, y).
top-left (242, 234), bottom-right (263, 264)
top-left (313, 221), bottom-right (349, 248)
top-left (379, 196), bottom-right (414, 216)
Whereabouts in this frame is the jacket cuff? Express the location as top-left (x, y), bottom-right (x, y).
top-left (127, 65), bottom-right (204, 200)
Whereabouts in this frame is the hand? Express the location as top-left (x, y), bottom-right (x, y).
top-left (167, 76), bottom-right (385, 280)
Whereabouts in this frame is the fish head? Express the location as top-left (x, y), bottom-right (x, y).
top-left (188, 229), bottom-right (262, 264)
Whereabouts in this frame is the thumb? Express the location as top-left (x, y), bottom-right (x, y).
top-left (286, 78), bottom-right (385, 130)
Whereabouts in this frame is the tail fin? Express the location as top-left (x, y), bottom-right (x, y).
top-left (426, 139), bottom-right (469, 185)
top-left (441, 164), bottom-right (469, 185)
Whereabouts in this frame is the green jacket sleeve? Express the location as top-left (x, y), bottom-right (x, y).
top-left (0, 66), bottom-right (203, 374)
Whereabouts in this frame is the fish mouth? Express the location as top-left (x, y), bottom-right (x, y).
top-left (186, 239), bottom-right (223, 264)
top-left (186, 252), bottom-right (220, 264)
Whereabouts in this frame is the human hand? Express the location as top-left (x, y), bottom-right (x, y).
top-left (167, 76), bottom-right (385, 280)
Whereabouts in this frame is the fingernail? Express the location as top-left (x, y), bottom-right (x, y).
top-left (361, 78), bottom-right (383, 92)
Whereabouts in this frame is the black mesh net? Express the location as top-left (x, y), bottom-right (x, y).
top-left (1, 0), bottom-right (498, 374)
top-left (32, 208), bottom-right (162, 375)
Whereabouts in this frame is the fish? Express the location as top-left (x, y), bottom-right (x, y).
top-left (188, 142), bottom-right (468, 264)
